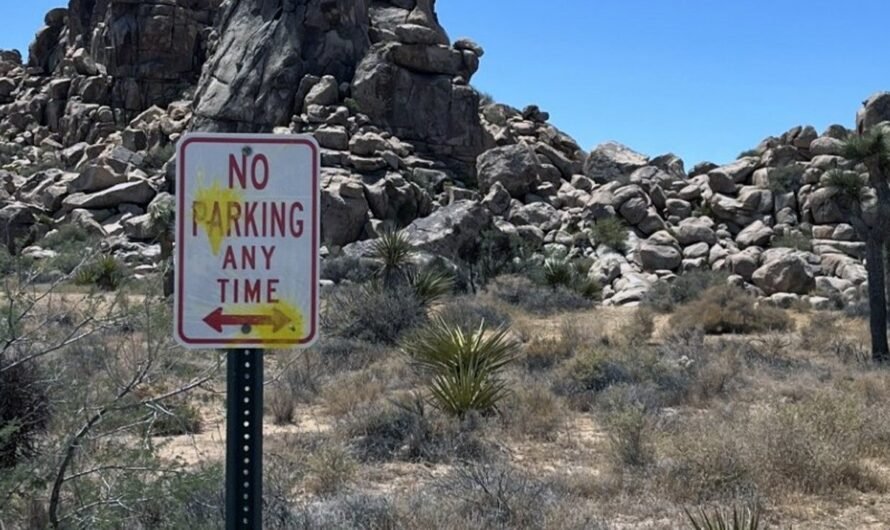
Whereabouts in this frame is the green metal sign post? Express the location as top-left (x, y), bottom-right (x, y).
top-left (226, 349), bottom-right (263, 529)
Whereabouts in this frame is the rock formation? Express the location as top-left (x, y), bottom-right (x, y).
top-left (0, 0), bottom-right (888, 309)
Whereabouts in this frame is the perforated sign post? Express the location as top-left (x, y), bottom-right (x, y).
top-left (174, 133), bottom-right (320, 529)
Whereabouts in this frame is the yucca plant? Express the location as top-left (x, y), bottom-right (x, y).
top-left (684, 504), bottom-right (765, 530)
top-left (74, 254), bottom-right (125, 291)
top-left (371, 229), bottom-right (415, 286)
top-left (541, 257), bottom-right (574, 288)
top-left (408, 267), bottom-right (454, 307)
top-left (403, 317), bottom-right (518, 417)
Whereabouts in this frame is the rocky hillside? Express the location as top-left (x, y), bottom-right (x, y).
top-left (1, 0), bottom-right (889, 307)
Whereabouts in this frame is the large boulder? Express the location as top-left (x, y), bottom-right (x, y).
top-left (401, 200), bottom-right (492, 259)
top-left (857, 92), bottom-right (890, 133)
top-left (62, 180), bottom-right (156, 211)
top-left (476, 144), bottom-right (541, 197)
top-left (0, 202), bottom-right (39, 253)
top-left (583, 142), bottom-right (648, 184)
top-left (193, 0), bottom-right (370, 130)
top-left (752, 254), bottom-right (815, 295)
top-left (638, 239), bottom-right (682, 271)
top-left (352, 42), bottom-right (487, 177)
top-left (321, 170), bottom-right (370, 247)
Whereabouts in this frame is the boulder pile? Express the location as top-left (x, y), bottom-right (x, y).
top-left (0, 0), bottom-right (887, 308)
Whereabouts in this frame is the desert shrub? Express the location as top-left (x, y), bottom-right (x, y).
top-left (436, 297), bottom-right (511, 331)
top-left (552, 348), bottom-right (632, 410)
top-left (267, 386), bottom-right (299, 425)
top-left (343, 97), bottom-right (362, 115)
top-left (660, 391), bottom-right (883, 503)
top-left (129, 464), bottom-right (225, 529)
top-left (771, 232), bottom-right (811, 252)
top-left (459, 229), bottom-right (537, 291)
top-left (523, 336), bottom-right (576, 371)
top-left (590, 217), bottom-right (628, 251)
top-left (656, 331), bottom-right (741, 404)
top-left (760, 392), bottom-right (879, 495)
top-left (320, 256), bottom-right (377, 284)
top-left (322, 283), bottom-right (425, 344)
top-left (669, 285), bottom-right (793, 335)
top-left (305, 445), bottom-right (358, 497)
top-left (74, 254), bottom-right (126, 290)
top-left (431, 462), bottom-right (557, 529)
top-left (403, 317), bottom-right (518, 417)
top-left (292, 493), bottom-right (398, 530)
top-left (343, 395), bottom-right (489, 463)
top-left (658, 415), bottom-right (759, 503)
top-left (499, 383), bottom-right (566, 441)
top-left (0, 357), bottom-right (50, 468)
top-left (603, 402), bottom-right (653, 468)
top-left (277, 349), bottom-right (325, 402)
top-left (799, 312), bottom-right (869, 364)
top-left (612, 307), bottom-right (655, 346)
top-left (645, 270), bottom-right (728, 313)
top-left (767, 165), bottom-right (803, 193)
top-left (321, 370), bottom-right (386, 417)
top-left (488, 275), bottom-right (592, 315)
top-left (685, 504), bottom-right (766, 530)
top-left (147, 399), bottom-right (203, 437)
top-left (310, 336), bottom-right (388, 373)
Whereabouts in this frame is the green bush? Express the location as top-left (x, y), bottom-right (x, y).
top-left (147, 400), bottom-right (203, 437)
top-left (437, 297), bottom-right (511, 331)
top-left (604, 403), bottom-right (653, 468)
top-left (321, 282), bottom-right (425, 344)
top-left (669, 285), bottom-right (793, 335)
top-left (488, 275), bottom-right (592, 315)
top-left (403, 317), bottom-right (518, 417)
top-left (590, 217), bottom-right (628, 251)
top-left (74, 254), bottom-right (126, 290)
top-left (529, 257), bottom-right (603, 301)
top-left (824, 168), bottom-right (866, 200)
top-left (305, 445), bottom-right (357, 497)
top-left (0, 356), bottom-right (50, 468)
top-left (737, 149), bottom-right (760, 159)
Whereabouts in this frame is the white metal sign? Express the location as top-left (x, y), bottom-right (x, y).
top-left (174, 133), bottom-right (319, 349)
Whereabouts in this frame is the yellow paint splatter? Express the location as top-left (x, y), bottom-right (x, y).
top-left (192, 171), bottom-right (244, 255)
top-left (228, 300), bottom-right (305, 348)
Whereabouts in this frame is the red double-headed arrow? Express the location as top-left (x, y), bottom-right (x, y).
top-left (203, 307), bottom-right (292, 333)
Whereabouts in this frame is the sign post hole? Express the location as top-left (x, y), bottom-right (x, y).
top-left (174, 133), bottom-right (320, 529)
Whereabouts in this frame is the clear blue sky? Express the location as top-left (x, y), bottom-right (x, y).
top-left (4, 1), bottom-right (890, 166)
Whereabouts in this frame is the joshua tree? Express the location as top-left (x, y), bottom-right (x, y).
top-left (831, 125), bottom-right (890, 361)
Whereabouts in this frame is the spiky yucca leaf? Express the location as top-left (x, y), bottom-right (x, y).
top-left (403, 317), bottom-right (518, 416)
top-left (371, 229), bottom-right (415, 280)
top-left (842, 126), bottom-right (890, 166)
top-left (824, 168), bottom-right (866, 201)
top-left (684, 504), bottom-right (765, 530)
top-left (541, 257), bottom-right (574, 288)
top-left (408, 267), bottom-right (454, 307)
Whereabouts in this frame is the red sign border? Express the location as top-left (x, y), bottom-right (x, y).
top-left (174, 133), bottom-right (320, 348)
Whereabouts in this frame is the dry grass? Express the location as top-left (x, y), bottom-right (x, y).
top-left (7, 276), bottom-right (890, 529)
